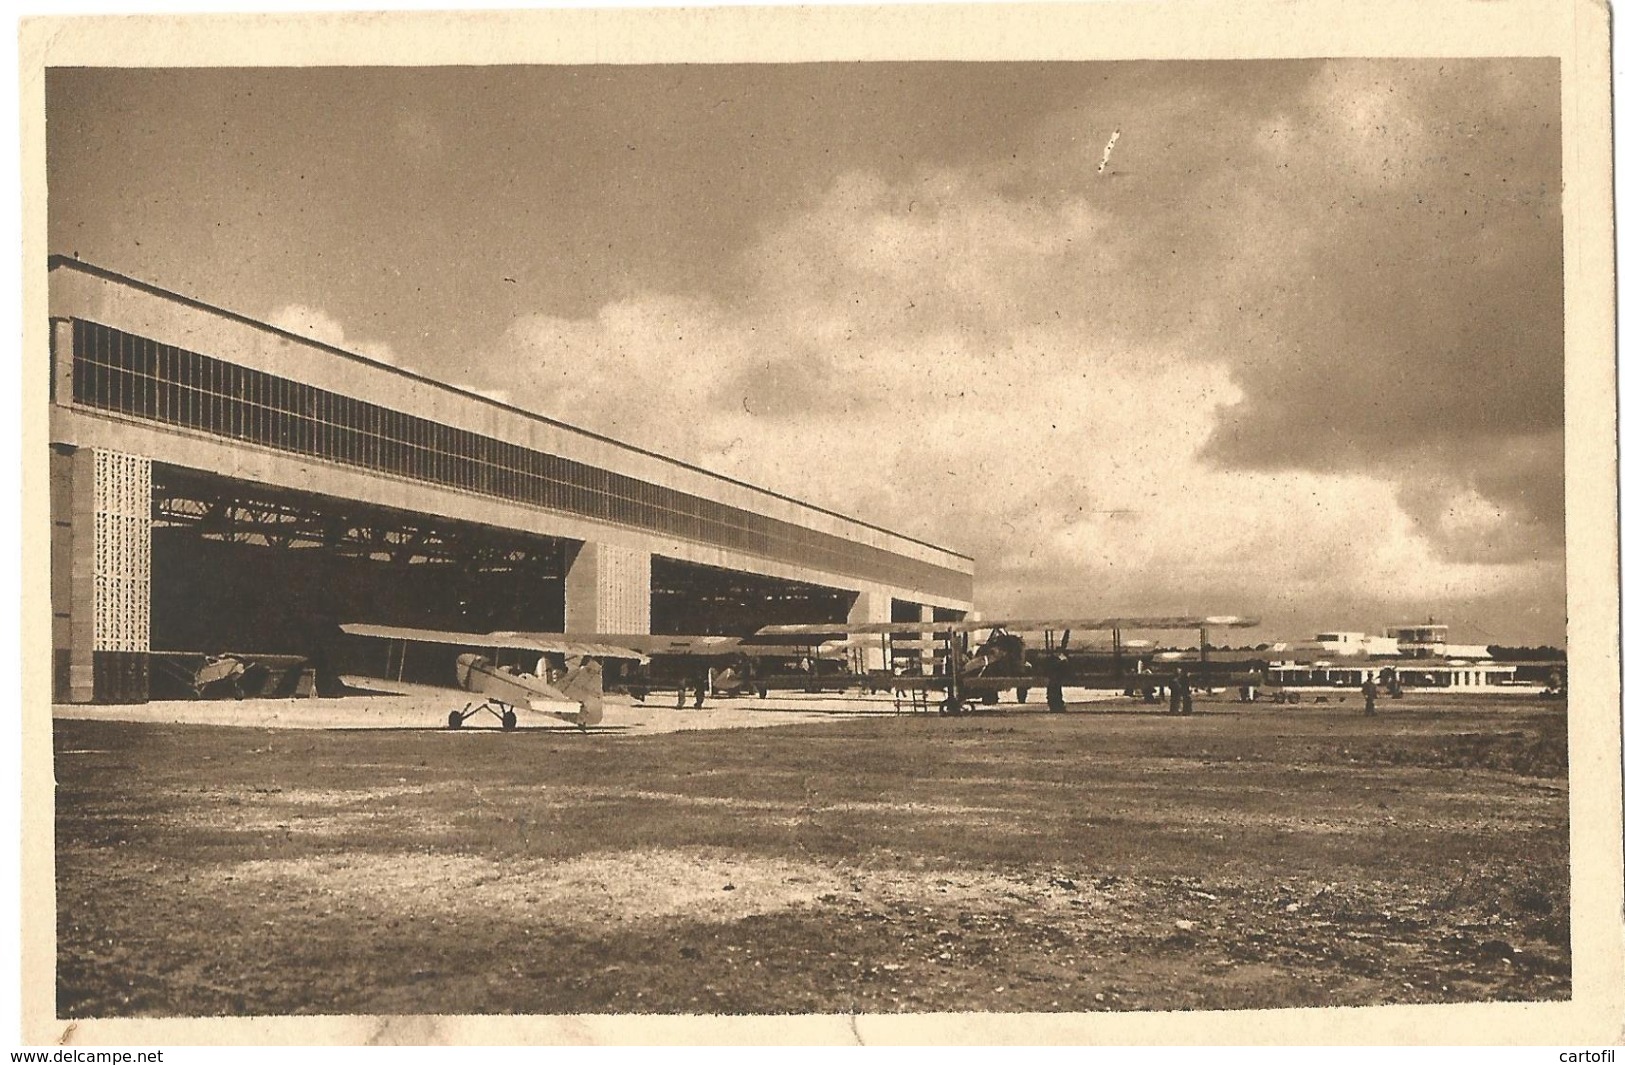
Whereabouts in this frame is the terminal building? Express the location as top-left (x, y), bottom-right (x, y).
top-left (1382, 622), bottom-right (1492, 660)
top-left (1264, 623), bottom-right (1516, 691)
top-left (1294, 627), bottom-right (1491, 660)
top-left (47, 257), bottom-right (974, 703)
top-left (1266, 660), bottom-right (1517, 691)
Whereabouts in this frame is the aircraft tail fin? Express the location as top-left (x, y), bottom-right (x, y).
top-left (556, 657), bottom-right (605, 727)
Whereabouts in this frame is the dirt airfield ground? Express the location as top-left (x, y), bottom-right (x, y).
top-left (53, 679), bottom-right (957, 735)
top-left (53, 687), bottom-right (1569, 1017)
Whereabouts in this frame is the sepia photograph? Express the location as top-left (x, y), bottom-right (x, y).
top-left (19, 0), bottom-right (1621, 1046)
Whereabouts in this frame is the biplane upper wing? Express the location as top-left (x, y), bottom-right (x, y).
top-left (497, 632), bottom-right (830, 658)
top-left (340, 622), bottom-right (650, 663)
top-left (755, 615), bottom-right (1262, 637)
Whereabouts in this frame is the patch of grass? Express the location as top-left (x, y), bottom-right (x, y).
top-left (1350, 722), bottom-right (1567, 778)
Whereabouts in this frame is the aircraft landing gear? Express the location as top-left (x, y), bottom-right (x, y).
top-left (449, 701), bottom-right (522, 730)
top-left (1015, 688), bottom-right (1029, 704)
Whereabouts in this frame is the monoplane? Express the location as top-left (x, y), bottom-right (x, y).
top-left (340, 623), bottom-right (651, 730)
top-left (339, 623), bottom-right (839, 727)
top-left (497, 631), bottom-right (841, 706)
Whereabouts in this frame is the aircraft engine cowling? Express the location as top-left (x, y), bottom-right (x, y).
top-left (455, 653), bottom-right (492, 693)
top-left (965, 632), bottom-right (1027, 677)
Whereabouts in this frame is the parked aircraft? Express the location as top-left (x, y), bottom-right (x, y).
top-left (498, 631), bottom-right (840, 706)
top-left (339, 623), bottom-right (841, 726)
top-left (340, 622), bottom-right (651, 729)
top-left (755, 615), bottom-right (1261, 713)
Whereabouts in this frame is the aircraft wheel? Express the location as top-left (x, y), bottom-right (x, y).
top-left (447, 710), bottom-right (465, 729)
top-left (501, 709), bottom-right (518, 731)
top-left (1015, 687), bottom-right (1029, 704)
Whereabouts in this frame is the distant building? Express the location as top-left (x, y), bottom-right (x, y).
top-left (1311, 631), bottom-right (1400, 657)
top-left (1385, 623), bottom-right (1490, 659)
top-left (1267, 621), bottom-right (1514, 691)
top-left (1267, 660), bottom-right (1517, 691)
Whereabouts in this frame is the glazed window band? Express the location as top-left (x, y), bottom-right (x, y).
top-left (65, 318), bottom-right (972, 601)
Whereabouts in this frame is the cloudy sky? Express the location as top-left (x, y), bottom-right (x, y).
top-left (45, 60), bottom-right (1565, 645)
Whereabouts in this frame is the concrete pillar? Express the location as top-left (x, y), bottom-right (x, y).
top-left (564, 541), bottom-right (651, 634)
top-left (50, 446), bottom-right (88, 702)
top-left (919, 604), bottom-right (936, 675)
top-left (51, 446), bottom-right (151, 703)
top-left (848, 590), bottom-right (891, 673)
top-left (51, 318), bottom-right (75, 403)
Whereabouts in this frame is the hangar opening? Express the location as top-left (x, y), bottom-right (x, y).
top-left (651, 556), bottom-right (856, 636)
top-left (145, 468), bottom-right (882, 694)
top-left (149, 464), bottom-right (571, 693)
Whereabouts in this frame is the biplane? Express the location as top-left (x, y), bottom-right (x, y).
top-left (755, 615), bottom-right (1262, 713)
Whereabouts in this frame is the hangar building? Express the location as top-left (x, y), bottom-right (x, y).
top-left (47, 257), bottom-right (974, 703)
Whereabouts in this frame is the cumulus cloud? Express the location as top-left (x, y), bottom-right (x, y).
top-left (266, 304), bottom-right (404, 368)
top-left (45, 60), bottom-right (1566, 642)
top-left (465, 63), bottom-right (1562, 642)
top-left (1192, 60), bottom-right (1564, 552)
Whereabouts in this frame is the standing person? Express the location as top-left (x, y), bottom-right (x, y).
top-left (1046, 654), bottom-right (1067, 713)
top-left (305, 610), bottom-right (346, 697)
top-left (1362, 676), bottom-right (1379, 716)
top-left (1180, 675), bottom-right (1195, 716)
top-left (1169, 673), bottom-right (1182, 715)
